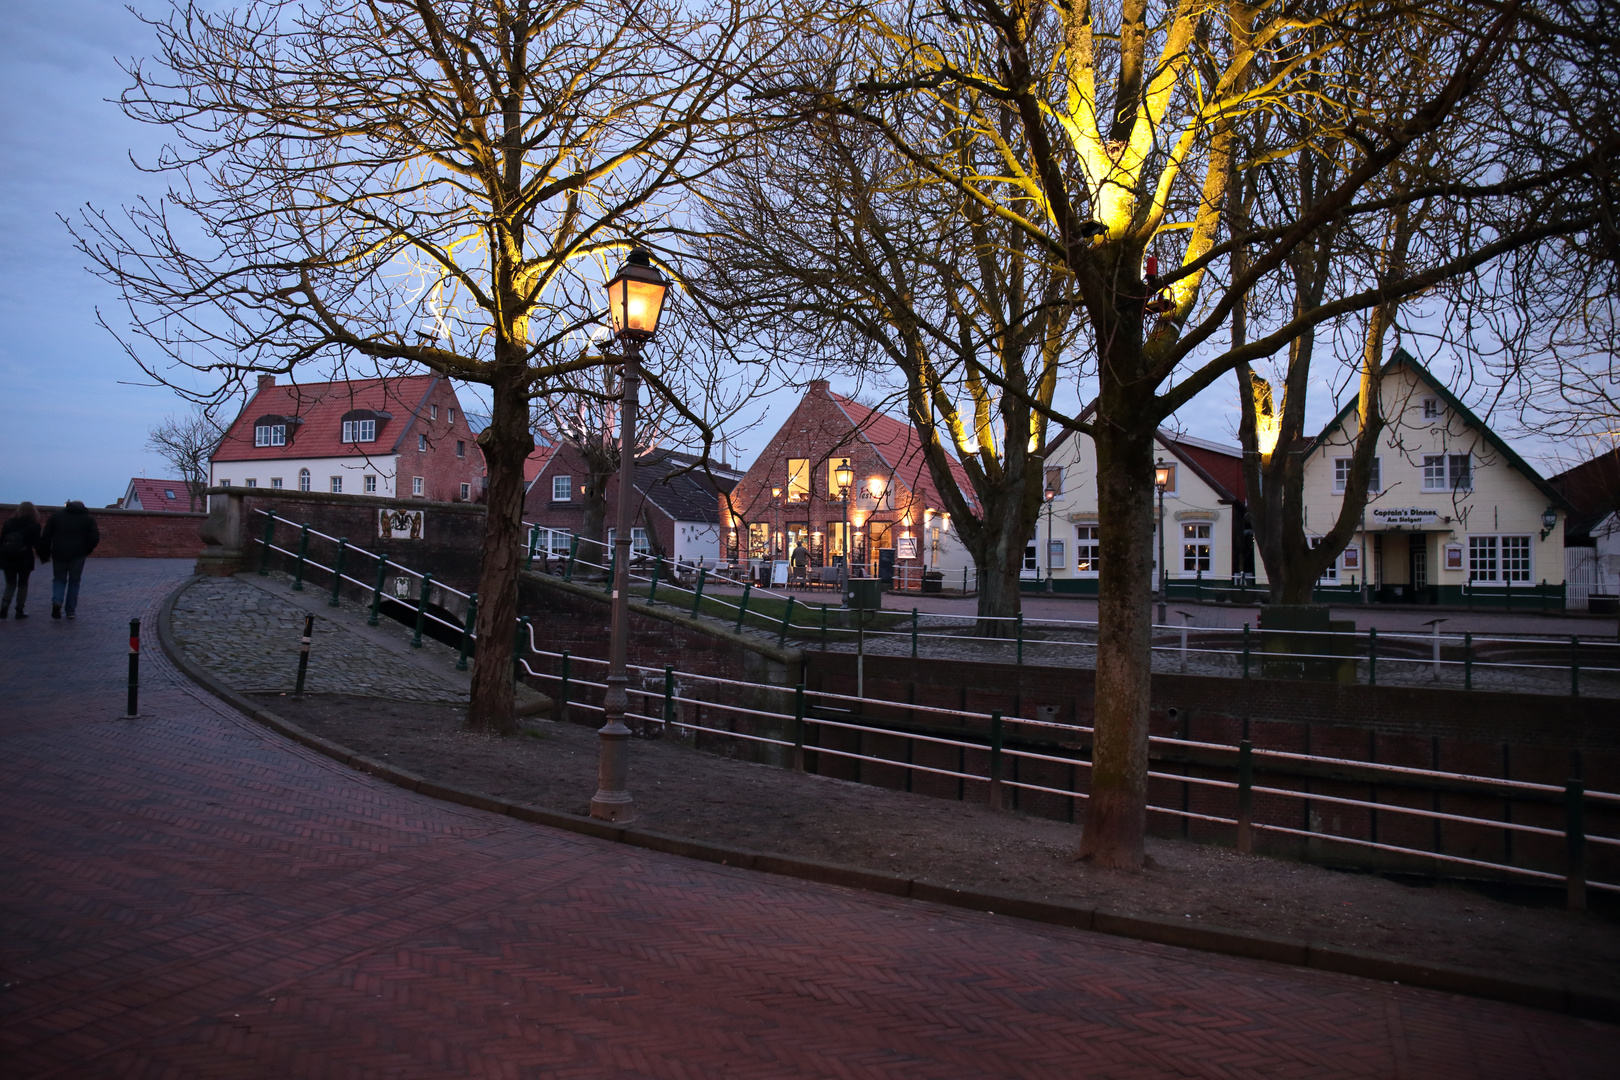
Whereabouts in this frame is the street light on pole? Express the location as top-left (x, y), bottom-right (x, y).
top-left (835, 459), bottom-right (853, 590)
top-left (1154, 458), bottom-right (1172, 625)
top-left (1043, 483), bottom-right (1057, 594)
top-left (591, 248), bottom-right (669, 824)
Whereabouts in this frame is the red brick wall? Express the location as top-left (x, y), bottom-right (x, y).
top-left (402, 381), bottom-right (485, 503)
top-left (520, 442), bottom-right (680, 558)
top-left (2, 505), bottom-right (206, 559)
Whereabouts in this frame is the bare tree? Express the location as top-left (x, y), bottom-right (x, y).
top-left (70, 0), bottom-right (778, 734)
top-left (778, 0), bottom-right (1616, 867)
top-left (146, 406), bottom-right (223, 510)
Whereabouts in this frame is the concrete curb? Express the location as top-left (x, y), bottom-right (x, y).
top-left (156, 577), bottom-right (1618, 1025)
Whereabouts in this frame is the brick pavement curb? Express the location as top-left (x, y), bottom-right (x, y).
top-left (155, 575), bottom-right (1619, 1025)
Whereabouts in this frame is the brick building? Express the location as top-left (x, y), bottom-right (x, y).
top-left (119, 477), bottom-right (201, 512)
top-left (725, 381), bottom-right (976, 581)
top-left (210, 374), bottom-right (484, 503)
top-left (522, 444), bottom-right (743, 568)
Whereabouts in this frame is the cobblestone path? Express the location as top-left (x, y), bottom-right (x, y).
top-left (170, 574), bottom-right (464, 700)
top-left (1, 560), bottom-right (1615, 1078)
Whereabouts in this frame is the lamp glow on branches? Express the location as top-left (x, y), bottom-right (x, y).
top-left (605, 249), bottom-right (669, 342)
top-left (1250, 373), bottom-right (1282, 459)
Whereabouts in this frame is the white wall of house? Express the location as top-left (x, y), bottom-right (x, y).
top-left (672, 522), bottom-right (721, 564)
top-left (1565, 513), bottom-right (1620, 609)
top-left (211, 453), bottom-right (400, 497)
top-left (1041, 431), bottom-right (1244, 588)
top-left (1299, 363), bottom-right (1565, 594)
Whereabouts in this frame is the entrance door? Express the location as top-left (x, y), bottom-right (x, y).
top-left (866, 521), bottom-right (892, 576)
top-left (1410, 537), bottom-right (1428, 590)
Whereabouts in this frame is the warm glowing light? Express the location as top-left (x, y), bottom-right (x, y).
top-left (1250, 372), bottom-right (1281, 457)
top-left (835, 460), bottom-right (853, 490)
top-left (604, 249), bottom-right (668, 341)
top-left (1154, 461), bottom-right (1172, 489)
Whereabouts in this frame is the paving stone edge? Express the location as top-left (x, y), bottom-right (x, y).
top-left (156, 576), bottom-right (1617, 1024)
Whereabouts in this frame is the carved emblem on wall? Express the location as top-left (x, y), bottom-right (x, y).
top-left (379, 508), bottom-right (425, 540)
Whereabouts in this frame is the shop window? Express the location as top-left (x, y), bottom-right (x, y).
top-left (1182, 523), bottom-right (1212, 572)
top-left (748, 522), bottom-right (770, 558)
top-left (787, 458), bottom-right (809, 502)
top-left (1075, 525), bottom-right (1101, 573)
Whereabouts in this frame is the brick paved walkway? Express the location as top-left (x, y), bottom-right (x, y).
top-left (2, 560), bottom-right (1615, 1078)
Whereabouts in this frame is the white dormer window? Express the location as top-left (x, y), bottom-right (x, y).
top-left (254, 423), bottom-right (286, 447)
top-left (343, 419), bottom-right (376, 443)
top-left (1422, 397), bottom-right (1440, 420)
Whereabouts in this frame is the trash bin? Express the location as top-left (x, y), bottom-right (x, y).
top-left (844, 578), bottom-right (882, 610)
top-left (921, 572), bottom-right (943, 594)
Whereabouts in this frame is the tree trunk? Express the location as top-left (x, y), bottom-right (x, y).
top-left (466, 363), bottom-right (534, 735)
top-left (1077, 376), bottom-right (1156, 869)
top-left (973, 489), bottom-right (1035, 636)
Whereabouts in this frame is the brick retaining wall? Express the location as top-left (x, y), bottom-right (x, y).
top-left (1, 504), bottom-right (206, 559)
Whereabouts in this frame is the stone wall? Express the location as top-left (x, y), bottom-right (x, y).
top-left (0, 504), bottom-right (206, 559)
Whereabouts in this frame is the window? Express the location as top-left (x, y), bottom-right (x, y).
top-left (1472, 535), bottom-right (1530, 581)
top-left (418, 433), bottom-right (427, 452)
top-left (631, 527), bottom-right (650, 556)
top-left (1023, 545), bottom-right (1038, 572)
top-left (552, 475), bottom-right (572, 502)
top-left (342, 419), bottom-right (376, 443)
top-left (456, 440), bottom-right (465, 458)
top-left (430, 404), bottom-right (438, 420)
top-left (1333, 456), bottom-right (1382, 493)
top-left (1309, 536), bottom-right (1337, 582)
top-left (220, 479), bottom-right (231, 487)
top-left (748, 522), bottom-right (770, 558)
top-left (1182, 523), bottom-right (1212, 572)
top-left (787, 458), bottom-right (809, 502)
top-left (1044, 465), bottom-right (1063, 496)
top-left (245, 478), bottom-right (257, 488)
top-left (459, 482), bottom-right (471, 501)
top-left (298, 468), bottom-right (310, 492)
top-left (1075, 525), bottom-right (1101, 573)
top-left (447, 407), bottom-right (455, 423)
top-left (1422, 397), bottom-right (1440, 420)
top-left (827, 521), bottom-right (847, 557)
top-left (270, 477), bottom-right (283, 489)
top-left (364, 474), bottom-right (377, 494)
top-left (254, 423), bottom-right (286, 447)
top-left (1469, 536), bottom-right (1497, 581)
top-left (164, 489), bottom-right (175, 500)
top-left (1047, 539), bottom-right (1065, 569)
top-left (412, 476), bottom-right (424, 497)
top-left (1423, 454), bottom-right (1472, 491)
top-left (1502, 535), bottom-right (1531, 580)
top-left (329, 476), bottom-right (342, 493)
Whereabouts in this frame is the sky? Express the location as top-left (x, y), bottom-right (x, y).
top-left (0, 2), bottom-right (1570, 508)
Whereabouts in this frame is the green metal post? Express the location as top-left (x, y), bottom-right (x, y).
top-left (792, 683), bottom-right (806, 771)
top-left (1237, 739), bottom-right (1253, 853)
top-left (328, 538), bottom-right (347, 607)
top-left (565, 535), bottom-right (578, 581)
top-left (778, 595), bottom-right (796, 646)
top-left (691, 567), bottom-right (708, 616)
top-left (1567, 779), bottom-right (1587, 910)
top-left (558, 651), bottom-right (571, 722)
top-left (662, 664), bottom-right (675, 728)
top-left (456, 593), bottom-right (476, 671)
top-left (258, 510), bottom-right (277, 575)
top-left (1572, 636), bottom-right (1580, 697)
top-left (988, 710), bottom-right (1004, 809)
top-left (911, 607), bottom-right (919, 659)
top-left (291, 524), bottom-right (309, 590)
top-left (527, 525), bottom-right (539, 570)
top-left (1242, 623), bottom-right (1251, 679)
top-left (514, 616), bottom-right (530, 682)
top-left (368, 556), bottom-right (389, 626)
top-left (735, 582), bottom-right (752, 632)
top-left (1368, 627), bottom-right (1378, 686)
top-left (411, 573), bottom-right (433, 648)
top-left (963, 567), bottom-right (968, 593)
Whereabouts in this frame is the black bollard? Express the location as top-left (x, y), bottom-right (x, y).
top-left (127, 618), bottom-right (140, 716)
top-left (295, 613), bottom-right (314, 695)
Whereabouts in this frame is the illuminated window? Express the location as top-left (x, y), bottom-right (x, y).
top-left (787, 458), bottom-right (809, 501)
top-left (1075, 525), bottom-right (1101, 573)
top-left (1182, 523), bottom-right (1211, 572)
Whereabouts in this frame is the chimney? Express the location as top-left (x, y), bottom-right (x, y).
top-left (257, 373), bottom-right (275, 393)
top-left (809, 379), bottom-right (830, 394)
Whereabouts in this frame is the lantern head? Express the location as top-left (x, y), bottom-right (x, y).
top-left (604, 249), bottom-right (669, 341)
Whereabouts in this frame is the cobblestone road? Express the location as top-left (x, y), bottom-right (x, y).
top-left (2, 560), bottom-right (1616, 1077)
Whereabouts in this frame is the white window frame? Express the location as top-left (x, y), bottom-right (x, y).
top-left (1074, 525), bottom-right (1101, 574)
top-left (364, 474), bottom-right (377, 494)
top-left (220, 479), bottom-right (231, 487)
top-left (459, 482), bottom-right (471, 501)
top-left (329, 476), bottom-right (342, 493)
top-left (1333, 456), bottom-right (1382, 493)
top-left (447, 407), bottom-right (455, 423)
top-left (430, 404), bottom-right (438, 420)
top-left (341, 419), bottom-right (375, 443)
top-left (412, 476), bottom-right (424, 497)
top-left (1309, 536), bottom-right (1338, 582)
top-left (254, 423), bottom-right (286, 447)
top-left (1182, 523), bottom-right (1212, 573)
top-left (1470, 534), bottom-right (1530, 582)
top-left (417, 433), bottom-right (427, 452)
top-left (1422, 397), bottom-right (1440, 420)
top-left (1422, 453), bottom-right (1472, 492)
top-left (552, 475), bottom-right (572, 502)
top-left (270, 477), bottom-right (283, 489)
top-left (298, 468), bottom-right (310, 492)
top-left (244, 478), bottom-right (257, 488)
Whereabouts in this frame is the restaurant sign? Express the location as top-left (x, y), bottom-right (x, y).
top-left (1371, 506), bottom-right (1443, 528)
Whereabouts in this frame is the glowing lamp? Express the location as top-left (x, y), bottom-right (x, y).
top-left (1154, 462), bottom-right (1172, 489)
top-left (834, 461), bottom-right (853, 490)
top-left (604, 249), bottom-right (669, 341)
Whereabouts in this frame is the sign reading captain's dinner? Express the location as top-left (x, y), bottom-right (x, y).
top-left (1371, 507), bottom-right (1443, 528)
top-left (379, 508), bottom-right (425, 540)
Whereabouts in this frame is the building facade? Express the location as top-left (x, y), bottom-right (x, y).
top-left (1297, 351), bottom-right (1571, 604)
top-left (210, 374), bottom-right (484, 503)
top-left (724, 381), bottom-right (976, 581)
top-left (1549, 446), bottom-right (1620, 610)
top-left (120, 477), bottom-right (200, 513)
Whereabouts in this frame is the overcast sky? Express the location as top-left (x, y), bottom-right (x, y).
top-left (0, 2), bottom-right (1567, 508)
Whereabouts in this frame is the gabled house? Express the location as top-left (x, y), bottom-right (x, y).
top-left (120, 477), bottom-right (200, 512)
top-left (210, 374), bottom-right (484, 502)
top-left (724, 381), bottom-right (978, 580)
top-left (1298, 349), bottom-right (1572, 604)
top-left (1040, 424), bottom-right (1251, 592)
top-left (1549, 446), bottom-right (1620, 610)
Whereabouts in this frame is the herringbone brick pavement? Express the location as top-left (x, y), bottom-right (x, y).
top-left (1, 560), bottom-right (1614, 1078)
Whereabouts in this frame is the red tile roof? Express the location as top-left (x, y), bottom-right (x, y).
top-left (123, 478), bottom-right (196, 511)
top-left (829, 393), bottom-right (981, 514)
top-left (213, 375), bottom-right (440, 462)
top-left (1168, 437), bottom-right (1246, 503)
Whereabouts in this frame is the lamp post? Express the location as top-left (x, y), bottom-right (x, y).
top-left (772, 486), bottom-right (783, 575)
top-left (1154, 459), bottom-right (1172, 625)
top-left (1043, 484), bottom-right (1057, 593)
top-left (835, 460), bottom-right (853, 590)
top-left (591, 248), bottom-right (669, 824)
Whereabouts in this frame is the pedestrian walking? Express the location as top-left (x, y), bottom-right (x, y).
top-left (789, 540), bottom-right (810, 588)
top-left (1, 502), bottom-right (42, 619)
top-left (39, 500), bottom-right (100, 620)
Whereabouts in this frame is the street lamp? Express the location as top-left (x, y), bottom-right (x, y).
top-left (1154, 459), bottom-right (1172, 625)
top-left (772, 486), bottom-right (783, 567)
top-left (1043, 484), bottom-right (1057, 593)
top-left (835, 459), bottom-right (853, 589)
top-left (591, 248), bottom-right (669, 824)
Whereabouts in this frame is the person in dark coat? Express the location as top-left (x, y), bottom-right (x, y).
top-left (39, 500), bottom-right (100, 620)
top-left (1, 501), bottom-right (42, 619)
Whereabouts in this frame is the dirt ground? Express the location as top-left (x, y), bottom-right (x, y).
top-left (260, 691), bottom-right (1620, 995)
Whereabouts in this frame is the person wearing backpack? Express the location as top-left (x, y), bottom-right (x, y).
top-left (39, 500), bottom-right (100, 620)
top-left (1, 502), bottom-right (43, 619)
